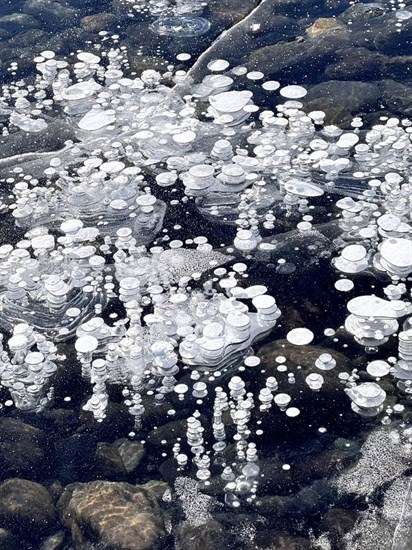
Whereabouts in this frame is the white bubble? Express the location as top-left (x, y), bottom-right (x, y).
top-left (207, 59), bottom-right (230, 72)
top-left (335, 279), bottom-right (354, 292)
top-left (176, 53), bottom-right (192, 61)
top-left (262, 80), bottom-right (280, 91)
top-left (286, 328), bottom-right (314, 345)
top-left (247, 71), bottom-right (264, 80)
top-left (366, 360), bottom-right (390, 377)
top-left (286, 407), bottom-right (300, 417)
top-left (280, 85), bottom-right (307, 99)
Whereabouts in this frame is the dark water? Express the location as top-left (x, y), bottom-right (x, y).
top-left (0, 1), bottom-right (412, 549)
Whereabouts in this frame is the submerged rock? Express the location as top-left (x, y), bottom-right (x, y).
top-left (59, 480), bottom-right (166, 550)
top-left (80, 13), bottom-right (118, 33)
top-left (23, 0), bottom-right (80, 29)
top-left (306, 17), bottom-right (347, 38)
top-left (320, 508), bottom-right (359, 547)
top-left (325, 47), bottom-right (384, 80)
top-left (383, 55), bottom-right (412, 80)
top-left (372, 14), bottom-right (412, 55)
top-left (175, 519), bottom-right (230, 550)
top-left (207, 0), bottom-right (260, 27)
top-left (339, 3), bottom-right (385, 24)
top-left (0, 528), bottom-right (20, 550)
top-left (380, 79), bottom-right (412, 117)
top-left (0, 417), bottom-right (49, 481)
top-left (0, 478), bottom-right (58, 541)
top-left (0, 13), bottom-right (40, 33)
top-left (247, 36), bottom-right (349, 83)
top-left (115, 439), bottom-right (146, 474)
top-left (6, 28), bottom-right (50, 48)
top-left (304, 80), bottom-right (380, 116)
top-left (253, 530), bottom-right (312, 549)
top-left (94, 442), bottom-right (128, 480)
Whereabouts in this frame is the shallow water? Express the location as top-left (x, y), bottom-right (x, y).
top-left (0, 1), bottom-right (411, 549)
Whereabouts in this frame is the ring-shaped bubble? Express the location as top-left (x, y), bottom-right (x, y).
top-left (149, 16), bottom-right (211, 37)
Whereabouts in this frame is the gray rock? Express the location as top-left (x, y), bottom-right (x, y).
top-left (124, 22), bottom-right (171, 54)
top-left (258, 338), bottom-right (350, 374)
top-left (325, 47), bottom-right (384, 80)
top-left (247, 36), bottom-right (349, 83)
top-left (320, 508), bottom-right (358, 547)
top-left (258, 447), bottom-right (353, 497)
top-left (0, 479), bottom-right (58, 540)
top-left (115, 438), bottom-right (145, 474)
top-left (0, 13), bottom-right (40, 33)
top-left (67, 0), bottom-right (111, 7)
top-left (380, 79), bottom-right (412, 117)
top-left (23, 0), bottom-right (80, 29)
top-left (39, 530), bottom-right (66, 550)
top-left (306, 17), bottom-right (348, 39)
top-left (253, 529), bottom-right (312, 549)
top-left (0, 417), bottom-right (49, 481)
top-left (304, 80), bottom-right (380, 115)
top-left (207, 0), bottom-right (261, 28)
top-left (0, 528), bottom-right (20, 550)
top-left (94, 442), bottom-right (128, 480)
top-left (147, 417), bottom-right (190, 449)
top-left (59, 480), bottom-right (166, 550)
top-left (6, 28), bottom-right (50, 48)
top-left (383, 55), bottom-right (412, 80)
top-left (40, 27), bottom-right (96, 55)
top-left (372, 14), bottom-right (412, 55)
top-left (181, 0), bottom-right (301, 85)
top-left (0, 46), bottom-right (36, 79)
top-left (175, 520), bottom-right (230, 550)
top-left (338, 2), bottom-right (385, 24)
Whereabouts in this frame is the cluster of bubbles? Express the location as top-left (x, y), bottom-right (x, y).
top-left (0, 41), bottom-right (411, 506)
top-left (118, 0), bottom-right (212, 37)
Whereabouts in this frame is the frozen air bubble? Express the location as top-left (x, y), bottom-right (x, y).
top-left (280, 85), bottom-right (307, 99)
top-left (149, 16), bottom-right (211, 37)
top-left (286, 328), bottom-right (314, 345)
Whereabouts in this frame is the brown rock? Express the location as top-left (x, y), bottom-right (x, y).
top-left (81, 13), bottom-right (118, 33)
top-left (59, 480), bottom-right (166, 550)
top-left (307, 17), bottom-right (347, 39)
